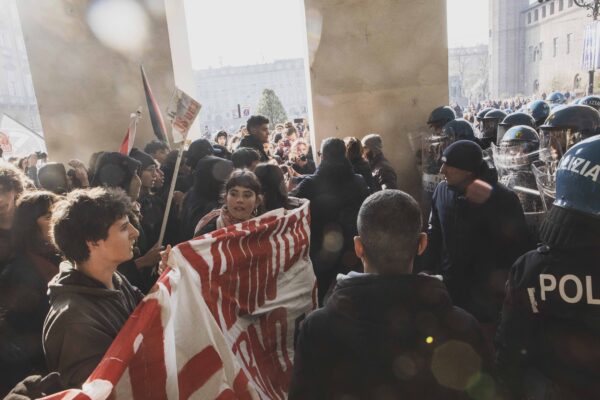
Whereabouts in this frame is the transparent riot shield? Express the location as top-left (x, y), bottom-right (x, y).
top-left (408, 131), bottom-right (425, 173)
top-left (421, 134), bottom-right (449, 216)
top-left (531, 160), bottom-right (556, 213)
top-left (492, 143), bottom-right (544, 214)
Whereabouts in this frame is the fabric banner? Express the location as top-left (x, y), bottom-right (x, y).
top-left (41, 200), bottom-right (316, 400)
top-left (582, 21), bottom-right (600, 71)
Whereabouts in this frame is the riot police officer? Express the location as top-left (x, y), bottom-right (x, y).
top-left (427, 106), bottom-right (456, 134)
top-left (580, 95), bottom-right (600, 112)
top-left (527, 100), bottom-right (551, 128)
top-left (497, 112), bottom-right (537, 144)
top-left (547, 91), bottom-right (566, 105)
top-left (533, 104), bottom-right (600, 208)
top-left (476, 107), bottom-right (493, 131)
top-left (496, 134), bottom-right (600, 399)
top-left (480, 109), bottom-right (507, 149)
top-left (493, 125), bottom-right (543, 223)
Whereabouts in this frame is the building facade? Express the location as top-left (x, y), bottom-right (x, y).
top-left (0, 0), bottom-right (41, 132)
top-left (490, 0), bottom-right (590, 98)
top-left (194, 59), bottom-right (309, 135)
top-left (449, 44), bottom-right (490, 106)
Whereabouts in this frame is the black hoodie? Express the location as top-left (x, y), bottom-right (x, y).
top-left (289, 273), bottom-right (494, 400)
top-left (42, 262), bottom-right (143, 389)
top-left (289, 275), bottom-right (493, 400)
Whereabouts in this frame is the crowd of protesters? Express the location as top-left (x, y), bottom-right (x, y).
top-left (0, 100), bottom-right (599, 399)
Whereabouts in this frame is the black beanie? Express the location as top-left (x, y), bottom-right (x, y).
top-left (441, 140), bottom-right (483, 173)
top-left (129, 148), bottom-right (157, 171)
top-left (91, 152), bottom-right (141, 191)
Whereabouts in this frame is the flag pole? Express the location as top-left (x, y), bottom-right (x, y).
top-left (157, 87), bottom-right (201, 246)
top-left (156, 141), bottom-right (183, 246)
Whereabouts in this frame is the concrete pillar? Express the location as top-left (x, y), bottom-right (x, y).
top-left (303, 0), bottom-right (449, 199)
top-left (16, 0), bottom-right (184, 163)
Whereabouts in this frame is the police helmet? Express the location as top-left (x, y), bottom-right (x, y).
top-left (554, 135), bottom-right (600, 216)
top-left (442, 118), bottom-right (476, 142)
top-left (539, 105), bottom-right (600, 163)
top-left (501, 125), bottom-right (540, 145)
top-left (497, 112), bottom-right (536, 143)
top-left (427, 106), bottom-right (456, 126)
top-left (476, 107), bottom-right (493, 122)
top-left (527, 100), bottom-right (551, 126)
top-left (480, 109), bottom-right (507, 141)
top-left (548, 91), bottom-right (567, 105)
top-left (580, 95), bottom-right (600, 112)
top-left (495, 125), bottom-right (541, 169)
top-left (483, 109), bottom-right (508, 122)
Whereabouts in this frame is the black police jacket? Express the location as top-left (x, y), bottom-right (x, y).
top-left (496, 245), bottom-right (600, 399)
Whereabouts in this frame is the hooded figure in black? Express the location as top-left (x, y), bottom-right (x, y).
top-left (419, 140), bottom-right (531, 323)
top-left (495, 135), bottom-right (600, 399)
top-left (289, 190), bottom-right (496, 400)
top-left (290, 138), bottom-right (369, 305)
top-left (179, 156), bottom-right (234, 242)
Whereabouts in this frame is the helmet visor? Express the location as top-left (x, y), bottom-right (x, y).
top-left (492, 142), bottom-right (541, 170)
top-left (482, 119), bottom-right (498, 139)
top-left (496, 124), bottom-right (510, 144)
top-left (539, 128), bottom-right (584, 163)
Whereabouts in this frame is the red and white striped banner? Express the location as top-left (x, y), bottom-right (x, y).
top-left (42, 200), bottom-right (316, 400)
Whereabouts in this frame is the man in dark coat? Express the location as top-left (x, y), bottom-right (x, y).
top-left (419, 140), bottom-right (532, 324)
top-left (43, 188), bottom-right (144, 389)
top-left (361, 133), bottom-right (398, 190)
top-left (291, 138), bottom-right (369, 305)
top-left (496, 135), bottom-right (600, 399)
top-left (239, 115), bottom-right (270, 162)
top-left (289, 190), bottom-right (496, 400)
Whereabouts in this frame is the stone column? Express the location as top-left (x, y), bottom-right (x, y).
top-left (303, 0), bottom-right (449, 199)
top-left (16, 0), bottom-right (178, 163)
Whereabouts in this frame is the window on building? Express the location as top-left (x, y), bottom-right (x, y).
top-left (567, 33), bottom-right (572, 54)
top-left (535, 9), bottom-right (539, 21)
top-left (534, 80), bottom-right (540, 93)
top-left (574, 74), bottom-right (582, 90)
top-left (534, 46), bottom-right (538, 62)
top-left (542, 6), bottom-right (546, 18)
top-left (540, 42), bottom-right (544, 59)
top-left (528, 12), bottom-right (532, 23)
top-left (529, 45), bottom-right (534, 62)
top-left (559, 0), bottom-right (564, 10)
top-left (553, 37), bottom-right (558, 57)
top-left (550, 2), bottom-right (555, 14)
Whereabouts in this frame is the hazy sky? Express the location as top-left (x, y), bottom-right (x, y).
top-left (184, 0), bottom-right (489, 69)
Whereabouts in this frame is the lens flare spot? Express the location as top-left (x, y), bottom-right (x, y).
top-left (87, 0), bottom-right (149, 55)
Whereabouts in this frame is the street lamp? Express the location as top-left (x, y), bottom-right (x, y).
top-left (573, 0), bottom-right (600, 20)
top-left (573, 0), bottom-right (600, 94)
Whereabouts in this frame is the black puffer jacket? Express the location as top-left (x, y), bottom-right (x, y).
top-left (289, 273), bottom-right (495, 400)
top-left (43, 262), bottom-right (143, 389)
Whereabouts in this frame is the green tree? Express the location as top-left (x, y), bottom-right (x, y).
top-left (256, 89), bottom-right (288, 129)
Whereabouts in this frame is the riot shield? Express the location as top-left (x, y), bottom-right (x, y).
top-left (491, 143), bottom-right (544, 213)
top-left (531, 160), bottom-right (556, 213)
top-left (420, 133), bottom-right (448, 217)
